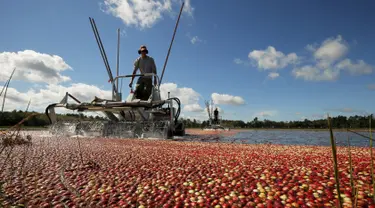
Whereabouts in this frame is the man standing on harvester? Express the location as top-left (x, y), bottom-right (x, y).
top-left (214, 108), bottom-right (219, 124)
top-left (129, 45), bottom-right (157, 100)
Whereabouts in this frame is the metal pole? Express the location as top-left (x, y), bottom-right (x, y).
top-left (89, 17), bottom-right (116, 100)
top-left (116, 28), bottom-right (120, 94)
top-left (1, 68), bottom-right (16, 113)
top-left (89, 18), bottom-right (113, 82)
top-left (0, 68), bottom-right (15, 97)
top-left (168, 92), bottom-right (170, 108)
top-left (212, 100), bottom-right (214, 124)
top-left (159, 2), bottom-right (185, 85)
top-left (25, 99), bottom-right (31, 112)
top-left (0, 80), bottom-right (8, 97)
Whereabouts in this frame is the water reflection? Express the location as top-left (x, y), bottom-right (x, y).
top-left (220, 130), bottom-right (373, 147)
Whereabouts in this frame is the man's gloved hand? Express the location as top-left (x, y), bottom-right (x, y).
top-left (129, 82), bottom-right (133, 88)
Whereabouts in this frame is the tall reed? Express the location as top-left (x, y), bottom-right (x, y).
top-left (370, 114), bottom-right (374, 201)
top-left (327, 115), bottom-right (343, 208)
top-left (347, 134), bottom-right (354, 195)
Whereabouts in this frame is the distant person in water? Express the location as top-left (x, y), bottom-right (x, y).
top-left (129, 45), bottom-right (157, 100)
top-left (214, 108), bottom-right (219, 124)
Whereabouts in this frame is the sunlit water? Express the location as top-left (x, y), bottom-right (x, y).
top-left (221, 129), bottom-right (373, 147)
top-left (17, 129), bottom-right (373, 147)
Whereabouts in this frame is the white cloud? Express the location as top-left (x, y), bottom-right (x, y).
top-left (182, 0), bottom-right (194, 16)
top-left (292, 65), bottom-right (340, 81)
top-left (158, 83), bottom-right (209, 121)
top-left (211, 93), bottom-right (245, 105)
top-left (313, 35), bottom-right (348, 69)
top-left (254, 110), bottom-right (277, 118)
top-left (101, 0), bottom-right (193, 29)
top-left (120, 29), bottom-right (127, 37)
top-left (180, 113), bottom-right (206, 122)
top-left (0, 50), bottom-right (72, 84)
top-left (368, 84), bottom-right (375, 90)
top-left (204, 103), bottom-right (223, 115)
top-left (326, 107), bottom-right (367, 114)
top-left (186, 33), bottom-right (205, 45)
top-left (183, 103), bottom-right (204, 112)
top-left (312, 114), bottom-right (326, 119)
top-left (233, 58), bottom-right (250, 67)
top-left (293, 35), bottom-right (373, 81)
top-left (160, 83), bottom-right (201, 105)
top-left (248, 46), bottom-right (298, 70)
top-left (339, 108), bottom-right (361, 113)
top-left (180, 106), bottom-right (208, 121)
top-left (234, 58), bottom-right (244, 65)
top-left (190, 36), bottom-right (202, 44)
top-left (336, 59), bottom-right (373, 75)
top-left (1, 83), bottom-right (111, 113)
top-left (267, 72), bottom-right (280, 80)
top-left (181, 103), bottom-right (230, 122)
top-left (181, 105), bottom-right (225, 122)
top-left (305, 44), bottom-right (317, 52)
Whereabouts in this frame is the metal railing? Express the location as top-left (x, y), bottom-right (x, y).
top-left (113, 73), bottom-right (160, 87)
top-left (112, 73), bottom-right (160, 101)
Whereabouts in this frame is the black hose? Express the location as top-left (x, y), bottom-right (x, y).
top-left (167, 97), bottom-right (181, 124)
top-left (174, 98), bottom-right (181, 121)
top-left (45, 103), bottom-right (58, 124)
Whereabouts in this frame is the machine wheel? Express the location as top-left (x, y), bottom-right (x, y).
top-left (160, 121), bottom-right (174, 139)
top-left (167, 127), bottom-right (174, 139)
top-left (174, 122), bottom-right (185, 136)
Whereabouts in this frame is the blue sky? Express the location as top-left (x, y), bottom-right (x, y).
top-left (0, 0), bottom-right (374, 122)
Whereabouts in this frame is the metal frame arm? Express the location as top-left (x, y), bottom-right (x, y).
top-left (113, 73), bottom-right (160, 88)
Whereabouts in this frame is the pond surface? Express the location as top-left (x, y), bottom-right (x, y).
top-left (221, 130), bottom-right (373, 147)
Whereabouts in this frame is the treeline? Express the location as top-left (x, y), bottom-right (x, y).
top-left (0, 110), bottom-right (105, 127)
top-left (0, 110), bottom-right (373, 129)
top-left (181, 115), bottom-right (374, 129)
